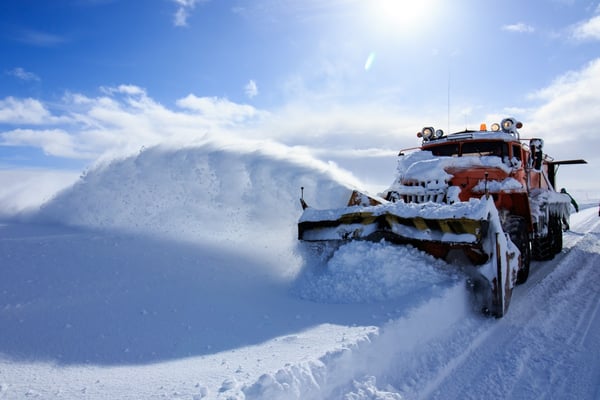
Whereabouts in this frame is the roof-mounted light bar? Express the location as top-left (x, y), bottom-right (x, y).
top-left (500, 117), bottom-right (523, 134)
top-left (416, 117), bottom-right (522, 142)
top-left (477, 117), bottom-right (523, 137)
top-left (417, 127), bottom-right (444, 142)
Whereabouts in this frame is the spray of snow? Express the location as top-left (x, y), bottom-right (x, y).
top-left (0, 169), bottom-right (79, 217)
top-left (36, 141), bottom-right (359, 250)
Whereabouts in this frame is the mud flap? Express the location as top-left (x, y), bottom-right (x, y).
top-left (488, 232), bottom-right (518, 318)
top-left (466, 225), bottom-right (518, 318)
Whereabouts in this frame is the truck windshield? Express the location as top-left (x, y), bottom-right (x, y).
top-left (427, 144), bottom-right (460, 157)
top-left (425, 141), bottom-right (509, 158)
top-left (461, 141), bottom-right (508, 157)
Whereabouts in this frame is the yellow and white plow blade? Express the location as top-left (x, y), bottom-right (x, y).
top-left (298, 198), bottom-right (492, 245)
top-left (297, 196), bottom-right (519, 317)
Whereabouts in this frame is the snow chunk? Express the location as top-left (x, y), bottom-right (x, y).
top-left (296, 241), bottom-right (461, 303)
top-left (343, 376), bottom-right (402, 400)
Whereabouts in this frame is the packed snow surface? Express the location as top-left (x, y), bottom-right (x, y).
top-left (1, 141), bottom-right (599, 399)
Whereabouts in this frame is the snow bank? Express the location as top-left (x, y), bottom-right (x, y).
top-left (242, 281), bottom-right (471, 400)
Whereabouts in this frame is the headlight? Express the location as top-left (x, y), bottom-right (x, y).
top-left (421, 127), bottom-right (434, 140)
top-left (501, 118), bottom-right (515, 132)
top-left (491, 122), bottom-right (501, 132)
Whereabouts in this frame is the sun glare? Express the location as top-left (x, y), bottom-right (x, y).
top-left (367, 0), bottom-right (437, 32)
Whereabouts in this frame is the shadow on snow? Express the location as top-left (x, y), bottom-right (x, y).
top-left (0, 222), bottom-right (424, 366)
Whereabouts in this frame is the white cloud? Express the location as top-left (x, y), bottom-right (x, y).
top-left (528, 58), bottom-right (600, 105)
top-left (100, 84), bottom-right (146, 96)
top-left (0, 82), bottom-right (419, 171)
top-left (172, 0), bottom-right (207, 27)
top-left (502, 23), bottom-right (535, 33)
top-left (6, 67), bottom-right (40, 82)
top-left (1, 129), bottom-right (89, 159)
top-left (245, 80), bottom-right (259, 98)
top-left (523, 58), bottom-right (600, 191)
top-left (173, 7), bottom-right (189, 27)
top-left (176, 94), bottom-right (259, 122)
top-left (0, 97), bottom-right (54, 124)
top-left (572, 15), bottom-right (600, 40)
top-left (0, 87), bottom-right (268, 163)
top-left (0, 70), bottom-right (440, 168)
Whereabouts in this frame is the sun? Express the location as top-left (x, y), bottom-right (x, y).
top-left (366, 0), bottom-right (437, 32)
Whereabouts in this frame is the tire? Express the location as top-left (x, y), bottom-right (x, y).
top-left (532, 218), bottom-right (554, 261)
top-left (552, 214), bottom-right (563, 255)
top-left (505, 216), bottom-right (531, 285)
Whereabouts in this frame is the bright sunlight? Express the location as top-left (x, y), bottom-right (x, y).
top-left (365, 0), bottom-right (438, 33)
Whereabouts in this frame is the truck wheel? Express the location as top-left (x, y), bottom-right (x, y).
top-left (532, 227), bottom-right (554, 261)
top-left (506, 216), bottom-right (531, 284)
top-left (552, 214), bottom-right (563, 254)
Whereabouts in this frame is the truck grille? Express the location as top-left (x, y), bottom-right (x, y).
top-left (388, 179), bottom-right (448, 204)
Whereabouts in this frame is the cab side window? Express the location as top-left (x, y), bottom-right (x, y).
top-left (512, 144), bottom-right (522, 161)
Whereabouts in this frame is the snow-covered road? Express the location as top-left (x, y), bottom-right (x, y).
top-left (390, 206), bottom-right (600, 400)
top-left (244, 206), bottom-right (600, 400)
top-left (1, 144), bottom-right (598, 399)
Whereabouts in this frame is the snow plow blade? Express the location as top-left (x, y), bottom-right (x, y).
top-left (298, 191), bottom-right (519, 317)
top-left (299, 190), bottom-right (489, 247)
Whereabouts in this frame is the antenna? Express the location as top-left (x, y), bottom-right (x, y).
top-left (447, 67), bottom-right (451, 134)
top-left (300, 186), bottom-right (308, 210)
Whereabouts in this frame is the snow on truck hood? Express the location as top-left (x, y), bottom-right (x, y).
top-left (395, 150), bottom-right (513, 182)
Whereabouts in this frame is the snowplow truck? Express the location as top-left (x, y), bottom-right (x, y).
top-left (298, 118), bottom-right (586, 317)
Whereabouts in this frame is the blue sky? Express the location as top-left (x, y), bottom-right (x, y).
top-left (1, 0), bottom-right (600, 193)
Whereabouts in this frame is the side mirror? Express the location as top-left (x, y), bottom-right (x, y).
top-left (529, 138), bottom-right (544, 171)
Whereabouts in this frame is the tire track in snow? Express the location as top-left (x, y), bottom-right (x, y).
top-left (520, 230), bottom-right (600, 400)
top-left (325, 209), bottom-right (600, 399)
top-left (566, 257), bottom-right (600, 349)
top-left (408, 210), bottom-right (600, 400)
